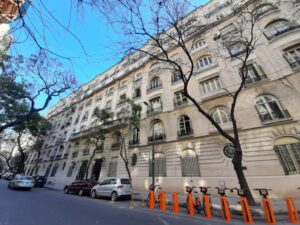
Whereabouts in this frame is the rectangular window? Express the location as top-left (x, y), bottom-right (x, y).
top-left (200, 77), bottom-right (221, 94)
top-left (107, 157), bottom-right (118, 177)
top-left (284, 45), bottom-right (300, 68)
top-left (174, 91), bottom-right (188, 106)
top-left (239, 64), bottom-right (267, 84)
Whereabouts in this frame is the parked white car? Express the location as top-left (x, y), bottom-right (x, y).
top-left (90, 178), bottom-right (132, 201)
top-left (8, 175), bottom-right (35, 190)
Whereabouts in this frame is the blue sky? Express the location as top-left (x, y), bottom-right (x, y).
top-left (10, 0), bottom-right (209, 114)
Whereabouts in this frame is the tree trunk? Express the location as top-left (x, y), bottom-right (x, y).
top-left (232, 145), bottom-right (255, 205)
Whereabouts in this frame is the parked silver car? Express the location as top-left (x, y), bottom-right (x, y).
top-left (8, 175), bottom-right (35, 190)
top-left (90, 178), bottom-right (132, 201)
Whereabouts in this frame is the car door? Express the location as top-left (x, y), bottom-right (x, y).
top-left (106, 179), bottom-right (117, 196)
top-left (96, 179), bottom-right (109, 196)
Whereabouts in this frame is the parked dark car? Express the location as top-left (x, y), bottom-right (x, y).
top-left (32, 176), bottom-right (47, 188)
top-left (64, 179), bottom-right (98, 196)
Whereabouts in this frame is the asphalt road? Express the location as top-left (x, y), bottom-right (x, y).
top-left (0, 180), bottom-right (282, 225)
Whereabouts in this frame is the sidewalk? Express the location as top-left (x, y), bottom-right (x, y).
top-left (132, 191), bottom-right (300, 222)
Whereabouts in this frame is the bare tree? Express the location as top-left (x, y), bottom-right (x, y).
top-left (84, 134), bottom-right (105, 180)
top-left (0, 53), bottom-right (76, 133)
top-left (0, 137), bottom-right (16, 171)
top-left (94, 98), bottom-right (141, 186)
top-left (90, 0), bottom-right (272, 203)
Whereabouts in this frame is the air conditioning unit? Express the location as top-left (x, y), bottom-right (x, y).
top-left (213, 32), bottom-right (221, 40)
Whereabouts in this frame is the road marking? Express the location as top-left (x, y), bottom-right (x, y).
top-left (158, 217), bottom-right (170, 225)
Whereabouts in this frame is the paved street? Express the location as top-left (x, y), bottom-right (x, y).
top-left (0, 180), bottom-right (290, 225)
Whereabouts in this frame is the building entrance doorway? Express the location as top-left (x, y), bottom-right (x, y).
top-left (91, 158), bottom-right (103, 181)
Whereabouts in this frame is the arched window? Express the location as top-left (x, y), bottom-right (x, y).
top-left (120, 80), bottom-right (127, 89)
top-left (134, 73), bottom-right (142, 82)
top-left (209, 107), bottom-right (231, 124)
top-left (149, 153), bottom-right (166, 177)
top-left (274, 137), bottom-right (300, 175)
top-left (107, 87), bottom-right (114, 96)
top-left (196, 55), bottom-right (213, 70)
top-left (111, 133), bottom-right (121, 149)
top-left (192, 39), bottom-right (206, 51)
top-left (149, 121), bottom-right (165, 141)
top-left (82, 111), bottom-right (89, 121)
top-left (149, 77), bottom-right (162, 90)
top-left (178, 115), bottom-right (193, 137)
top-left (264, 19), bottom-right (294, 40)
top-left (130, 127), bottom-right (140, 145)
top-left (255, 95), bottom-right (290, 122)
top-left (181, 149), bottom-right (200, 177)
top-left (253, 3), bottom-right (277, 19)
top-left (50, 163), bottom-right (59, 177)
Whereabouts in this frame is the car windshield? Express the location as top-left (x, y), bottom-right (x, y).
top-left (19, 177), bottom-right (33, 180)
top-left (120, 179), bottom-right (130, 184)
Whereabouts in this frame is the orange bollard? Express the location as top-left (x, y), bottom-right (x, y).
top-left (262, 198), bottom-right (276, 224)
top-left (285, 197), bottom-right (299, 224)
top-left (202, 195), bottom-right (212, 218)
top-left (159, 192), bottom-right (166, 211)
top-left (220, 196), bottom-right (231, 221)
top-left (240, 197), bottom-right (253, 224)
top-left (148, 190), bottom-right (155, 209)
top-left (172, 192), bottom-right (179, 214)
top-left (187, 193), bottom-right (195, 216)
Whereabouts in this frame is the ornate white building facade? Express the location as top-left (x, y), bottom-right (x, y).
top-left (25, 0), bottom-right (300, 197)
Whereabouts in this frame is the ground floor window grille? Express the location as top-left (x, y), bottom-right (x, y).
top-left (275, 143), bottom-right (300, 175)
top-left (181, 150), bottom-right (200, 177)
top-left (149, 153), bottom-right (166, 177)
top-left (107, 157), bottom-right (118, 177)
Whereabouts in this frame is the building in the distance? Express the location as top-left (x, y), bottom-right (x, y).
top-left (25, 0), bottom-right (300, 197)
top-left (0, 0), bottom-right (32, 56)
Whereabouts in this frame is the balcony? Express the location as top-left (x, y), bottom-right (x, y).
top-left (111, 143), bottom-right (121, 149)
top-left (245, 74), bottom-right (268, 84)
top-left (55, 136), bottom-right (65, 145)
top-left (82, 149), bottom-right (90, 155)
top-left (129, 139), bottom-right (140, 146)
top-left (287, 59), bottom-right (300, 69)
top-left (174, 99), bottom-right (188, 107)
top-left (264, 24), bottom-right (300, 41)
top-left (117, 101), bottom-right (126, 107)
top-left (63, 153), bottom-right (69, 159)
top-left (55, 155), bottom-right (62, 160)
top-left (72, 151), bottom-right (79, 158)
top-left (148, 133), bottom-right (166, 143)
top-left (147, 84), bottom-right (162, 93)
top-left (259, 109), bottom-right (291, 123)
top-left (178, 128), bottom-right (193, 138)
top-left (133, 77), bottom-right (142, 83)
top-left (95, 146), bottom-right (104, 153)
top-left (146, 105), bottom-right (163, 115)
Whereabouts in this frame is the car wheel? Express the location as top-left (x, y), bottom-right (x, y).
top-left (91, 190), bottom-right (97, 199)
top-left (64, 188), bottom-right (69, 194)
top-left (78, 190), bottom-right (84, 196)
top-left (111, 192), bottom-right (118, 202)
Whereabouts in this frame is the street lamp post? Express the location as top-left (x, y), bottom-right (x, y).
top-left (143, 101), bottom-right (155, 189)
